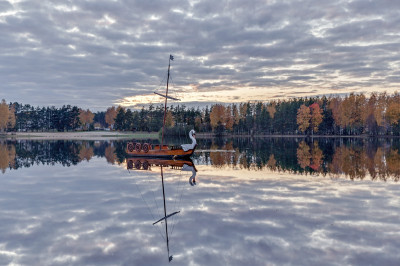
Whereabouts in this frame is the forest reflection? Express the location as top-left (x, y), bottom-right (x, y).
top-left (200, 138), bottom-right (400, 181)
top-left (0, 140), bottom-right (126, 174)
top-left (0, 138), bottom-right (399, 181)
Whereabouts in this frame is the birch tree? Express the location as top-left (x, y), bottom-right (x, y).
top-left (0, 100), bottom-right (10, 132)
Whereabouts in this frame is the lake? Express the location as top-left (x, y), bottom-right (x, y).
top-left (0, 138), bottom-right (399, 265)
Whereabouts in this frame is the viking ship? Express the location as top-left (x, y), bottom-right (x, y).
top-left (126, 55), bottom-right (197, 159)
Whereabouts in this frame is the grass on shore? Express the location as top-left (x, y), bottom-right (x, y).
top-left (99, 133), bottom-right (159, 139)
top-left (0, 131), bottom-right (160, 139)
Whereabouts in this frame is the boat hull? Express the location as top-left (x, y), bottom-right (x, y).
top-left (126, 143), bottom-right (195, 159)
top-left (126, 157), bottom-right (195, 170)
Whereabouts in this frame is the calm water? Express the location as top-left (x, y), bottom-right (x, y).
top-left (0, 138), bottom-right (399, 265)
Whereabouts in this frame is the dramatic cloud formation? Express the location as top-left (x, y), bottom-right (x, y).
top-left (1, 0), bottom-right (399, 110)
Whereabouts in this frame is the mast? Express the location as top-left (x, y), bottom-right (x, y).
top-left (161, 55), bottom-right (173, 149)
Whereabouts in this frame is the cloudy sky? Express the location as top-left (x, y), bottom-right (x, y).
top-left (1, 0), bottom-right (399, 111)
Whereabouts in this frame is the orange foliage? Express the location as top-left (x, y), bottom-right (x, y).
top-left (297, 141), bottom-right (311, 168)
top-left (78, 145), bottom-right (94, 161)
top-left (297, 105), bottom-right (311, 133)
top-left (309, 103), bottom-right (323, 133)
top-left (225, 105), bottom-right (234, 131)
top-left (105, 106), bottom-right (117, 128)
top-left (0, 99), bottom-right (9, 132)
top-left (165, 111), bottom-right (175, 128)
top-left (387, 150), bottom-right (400, 178)
top-left (210, 104), bottom-right (226, 129)
top-left (386, 100), bottom-right (400, 125)
top-left (266, 103), bottom-right (276, 119)
top-left (0, 143), bottom-right (16, 173)
top-left (266, 154), bottom-right (277, 170)
top-left (310, 142), bottom-right (323, 170)
top-left (105, 146), bottom-right (116, 164)
top-left (79, 109), bottom-right (94, 130)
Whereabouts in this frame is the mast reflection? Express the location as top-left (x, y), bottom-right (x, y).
top-left (126, 157), bottom-right (197, 262)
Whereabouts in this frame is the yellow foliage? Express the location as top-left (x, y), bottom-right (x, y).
top-left (386, 101), bottom-right (400, 125)
top-left (0, 143), bottom-right (15, 173)
top-left (105, 106), bottom-right (117, 128)
top-left (266, 103), bottom-right (276, 119)
top-left (210, 104), bottom-right (226, 129)
top-left (165, 111), bottom-right (175, 128)
top-left (78, 145), bottom-right (94, 161)
top-left (297, 105), bottom-right (311, 133)
top-left (105, 146), bottom-right (116, 164)
top-left (297, 141), bottom-right (311, 168)
top-left (0, 99), bottom-right (9, 131)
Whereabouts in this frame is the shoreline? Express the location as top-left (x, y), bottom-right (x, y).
top-left (1, 131), bottom-right (398, 140)
top-left (196, 133), bottom-right (400, 139)
top-left (0, 131), bottom-right (159, 140)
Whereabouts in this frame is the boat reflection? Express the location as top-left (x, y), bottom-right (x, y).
top-left (126, 157), bottom-right (197, 262)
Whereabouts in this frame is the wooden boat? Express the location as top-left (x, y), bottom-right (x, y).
top-left (126, 55), bottom-right (197, 159)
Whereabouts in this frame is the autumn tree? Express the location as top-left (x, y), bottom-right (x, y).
top-left (309, 141), bottom-right (323, 171)
top-left (210, 104), bottom-right (226, 134)
top-left (266, 102), bottom-right (276, 119)
top-left (78, 144), bottom-right (94, 161)
top-left (297, 141), bottom-right (311, 169)
top-left (328, 97), bottom-right (343, 134)
top-left (340, 93), bottom-right (366, 134)
top-left (386, 95), bottom-right (400, 126)
top-left (105, 145), bottom-right (116, 164)
top-left (297, 104), bottom-right (311, 133)
top-left (79, 109), bottom-right (94, 130)
top-left (0, 143), bottom-right (16, 173)
top-left (309, 103), bottom-right (323, 133)
top-left (165, 110), bottom-right (175, 128)
top-left (225, 105), bottom-right (234, 131)
top-left (105, 106), bottom-right (117, 129)
top-left (0, 99), bottom-right (15, 132)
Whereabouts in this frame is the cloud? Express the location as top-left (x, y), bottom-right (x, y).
top-left (0, 0), bottom-right (399, 111)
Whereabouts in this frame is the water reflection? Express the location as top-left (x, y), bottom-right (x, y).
top-left (0, 139), bottom-right (399, 265)
top-left (126, 157), bottom-right (197, 262)
top-left (1, 138), bottom-right (399, 181)
top-left (196, 138), bottom-right (400, 181)
top-left (126, 158), bottom-right (197, 185)
top-left (0, 140), bottom-right (126, 172)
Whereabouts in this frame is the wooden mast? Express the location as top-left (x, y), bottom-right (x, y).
top-left (160, 55), bottom-right (172, 149)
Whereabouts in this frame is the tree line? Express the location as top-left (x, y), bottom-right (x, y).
top-left (1, 92), bottom-right (399, 135)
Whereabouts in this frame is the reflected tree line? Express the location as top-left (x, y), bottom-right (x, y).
top-left (1, 138), bottom-right (399, 181)
top-left (0, 140), bottom-right (128, 173)
top-left (196, 138), bottom-right (400, 181)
